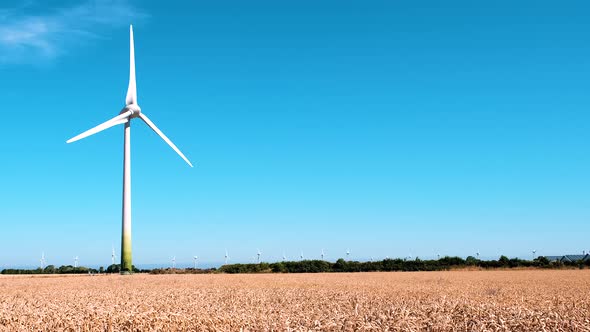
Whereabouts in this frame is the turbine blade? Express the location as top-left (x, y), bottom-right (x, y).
top-left (67, 111), bottom-right (132, 143)
top-left (125, 25), bottom-right (137, 105)
top-left (138, 113), bottom-right (193, 167)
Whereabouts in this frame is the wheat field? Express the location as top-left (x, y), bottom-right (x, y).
top-left (0, 270), bottom-right (589, 331)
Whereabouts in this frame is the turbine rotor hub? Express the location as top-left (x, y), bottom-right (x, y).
top-left (121, 103), bottom-right (141, 118)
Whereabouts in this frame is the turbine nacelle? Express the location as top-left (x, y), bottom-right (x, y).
top-left (121, 103), bottom-right (141, 118)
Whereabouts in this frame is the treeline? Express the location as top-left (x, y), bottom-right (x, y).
top-left (218, 256), bottom-right (590, 274)
top-left (1, 265), bottom-right (98, 275)
top-left (3, 256), bottom-right (588, 275)
top-left (1, 264), bottom-right (144, 275)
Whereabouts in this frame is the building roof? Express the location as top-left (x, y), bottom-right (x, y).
top-left (544, 256), bottom-right (563, 262)
top-left (561, 254), bottom-right (589, 262)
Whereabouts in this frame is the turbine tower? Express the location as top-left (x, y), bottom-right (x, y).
top-left (282, 252), bottom-right (286, 261)
top-left (171, 256), bottom-right (176, 269)
top-left (346, 248), bottom-right (350, 259)
top-left (74, 256), bottom-right (79, 268)
top-left (193, 256), bottom-right (198, 269)
top-left (224, 249), bottom-right (229, 265)
top-left (321, 249), bottom-right (325, 261)
top-left (66, 26), bottom-right (193, 274)
top-left (256, 249), bottom-right (262, 264)
top-left (476, 251), bottom-right (480, 260)
top-left (532, 249), bottom-right (536, 259)
top-left (300, 251), bottom-right (304, 260)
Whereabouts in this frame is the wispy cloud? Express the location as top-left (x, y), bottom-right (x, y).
top-left (0, 0), bottom-right (146, 64)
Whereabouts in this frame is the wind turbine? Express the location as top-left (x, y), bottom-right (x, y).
top-left (532, 249), bottom-right (536, 259)
top-left (282, 251), bottom-right (286, 261)
top-left (346, 248), bottom-right (350, 259)
top-left (111, 245), bottom-right (116, 265)
top-left (256, 249), bottom-right (262, 264)
top-left (193, 256), bottom-right (198, 269)
top-left (74, 256), bottom-right (79, 268)
top-left (437, 253), bottom-right (441, 260)
top-left (224, 249), bottom-right (229, 265)
top-left (171, 256), bottom-right (176, 269)
top-left (40, 252), bottom-right (46, 269)
top-left (476, 251), bottom-right (480, 260)
top-left (300, 251), bottom-right (304, 260)
top-left (66, 26), bottom-right (193, 274)
top-left (321, 249), bottom-right (325, 261)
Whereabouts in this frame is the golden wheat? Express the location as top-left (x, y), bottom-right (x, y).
top-left (0, 270), bottom-right (589, 331)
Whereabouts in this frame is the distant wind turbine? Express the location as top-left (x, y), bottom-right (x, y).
top-left (111, 245), bottom-right (116, 265)
top-left (256, 249), bottom-right (262, 264)
top-left (40, 252), bottom-right (46, 269)
top-left (193, 256), bottom-right (198, 269)
top-left (282, 252), bottom-right (286, 261)
top-left (300, 251), bottom-right (304, 260)
top-left (532, 249), bottom-right (536, 259)
top-left (476, 251), bottom-right (480, 260)
top-left (321, 249), bottom-right (325, 261)
top-left (346, 248), bottom-right (350, 259)
top-left (74, 256), bottom-right (79, 268)
top-left (224, 249), bottom-right (229, 265)
top-left (66, 25), bottom-right (192, 274)
top-left (171, 256), bottom-right (176, 269)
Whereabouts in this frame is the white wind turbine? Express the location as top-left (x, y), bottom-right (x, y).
top-left (532, 249), bottom-right (536, 259)
top-left (66, 26), bottom-right (192, 274)
top-left (300, 251), bottom-right (304, 260)
top-left (74, 256), bottom-right (79, 268)
top-left (40, 252), bottom-right (46, 269)
top-left (476, 251), bottom-right (480, 260)
top-left (346, 248), bottom-right (350, 259)
top-left (171, 256), bottom-right (176, 269)
top-left (193, 256), bottom-right (198, 269)
top-left (256, 249), bottom-right (262, 264)
top-left (321, 249), bottom-right (325, 261)
top-left (111, 245), bottom-right (116, 265)
top-left (282, 251), bottom-right (286, 261)
top-left (224, 249), bottom-right (229, 265)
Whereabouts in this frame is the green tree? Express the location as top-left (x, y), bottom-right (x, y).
top-left (465, 256), bottom-right (478, 265)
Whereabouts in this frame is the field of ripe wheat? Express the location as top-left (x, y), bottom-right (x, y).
top-left (0, 270), bottom-right (589, 331)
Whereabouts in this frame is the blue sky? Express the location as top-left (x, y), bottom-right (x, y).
top-left (0, 0), bottom-right (589, 268)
